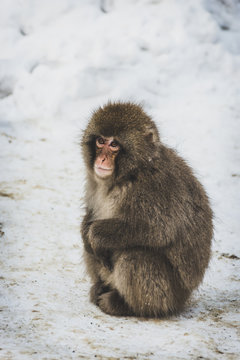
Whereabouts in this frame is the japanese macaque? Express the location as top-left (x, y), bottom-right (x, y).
top-left (81, 102), bottom-right (213, 318)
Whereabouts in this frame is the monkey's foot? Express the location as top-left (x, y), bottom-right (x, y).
top-left (90, 281), bottom-right (110, 305)
top-left (98, 290), bottom-right (133, 317)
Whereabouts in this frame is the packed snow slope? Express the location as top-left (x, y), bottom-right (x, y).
top-left (0, 0), bottom-right (240, 359)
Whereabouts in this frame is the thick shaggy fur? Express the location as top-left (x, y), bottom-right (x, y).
top-left (81, 102), bottom-right (213, 318)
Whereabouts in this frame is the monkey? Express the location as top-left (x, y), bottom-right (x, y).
top-left (81, 102), bottom-right (213, 318)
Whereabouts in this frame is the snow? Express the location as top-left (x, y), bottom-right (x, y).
top-left (0, 0), bottom-right (240, 358)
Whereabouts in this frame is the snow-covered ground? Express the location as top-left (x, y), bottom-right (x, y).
top-left (0, 0), bottom-right (240, 358)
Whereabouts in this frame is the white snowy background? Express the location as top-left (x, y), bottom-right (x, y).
top-left (0, 0), bottom-right (240, 359)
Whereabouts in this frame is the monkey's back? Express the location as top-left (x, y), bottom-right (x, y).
top-left (118, 144), bottom-right (213, 293)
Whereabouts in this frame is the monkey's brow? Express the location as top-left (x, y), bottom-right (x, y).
top-left (97, 135), bottom-right (120, 142)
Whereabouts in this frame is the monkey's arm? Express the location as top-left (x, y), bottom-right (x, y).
top-left (81, 210), bottom-right (94, 254)
top-left (88, 218), bottom-right (169, 254)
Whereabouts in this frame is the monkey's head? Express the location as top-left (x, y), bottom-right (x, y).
top-left (81, 102), bottom-right (160, 181)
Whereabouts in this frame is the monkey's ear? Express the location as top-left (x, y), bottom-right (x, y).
top-left (145, 131), bottom-right (154, 143)
top-left (145, 126), bottom-right (159, 145)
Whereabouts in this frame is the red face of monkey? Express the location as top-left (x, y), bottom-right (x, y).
top-left (94, 136), bottom-right (120, 178)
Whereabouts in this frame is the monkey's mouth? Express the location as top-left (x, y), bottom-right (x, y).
top-left (94, 165), bottom-right (113, 177)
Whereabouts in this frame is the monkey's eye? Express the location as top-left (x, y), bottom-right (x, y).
top-left (96, 137), bottom-right (105, 147)
top-left (110, 140), bottom-right (120, 151)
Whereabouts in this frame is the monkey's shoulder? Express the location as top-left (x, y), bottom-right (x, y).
top-left (123, 145), bottom-right (211, 214)
top-left (155, 145), bottom-right (206, 193)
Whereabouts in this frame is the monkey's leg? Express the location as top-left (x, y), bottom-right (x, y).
top-left (90, 281), bottom-right (110, 305)
top-left (111, 250), bottom-right (190, 318)
top-left (83, 251), bottom-right (111, 305)
top-left (98, 289), bottom-right (134, 317)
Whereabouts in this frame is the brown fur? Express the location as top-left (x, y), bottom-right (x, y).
top-left (81, 102), bottom-right (213, 318)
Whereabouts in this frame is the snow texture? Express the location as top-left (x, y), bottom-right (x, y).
top-left (0, 0), bottom-right (240, 359)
